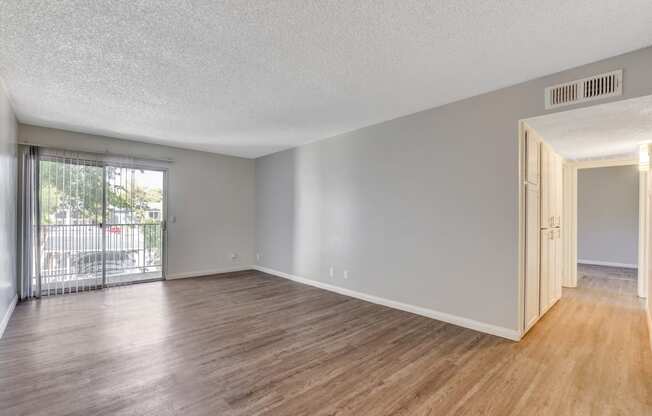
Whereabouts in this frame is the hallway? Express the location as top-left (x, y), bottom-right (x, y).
top-left (519, 263), bottom-right (651, 414)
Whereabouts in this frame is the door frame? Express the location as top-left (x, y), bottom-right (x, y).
top-left (37, 154), bottom-right (169, 287)
top-left (563, 158), bottom-right (646, 299)
top-left (517, 120), bottom-right (652, 336)
top-left (517, 119), bottom-right (652, 338)
top-left (518, 121), bottom-right (647, 336)
top-left (517, 121), bottom-right (526, 334)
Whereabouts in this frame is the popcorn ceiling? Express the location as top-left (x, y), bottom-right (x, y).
top-left (526, 95), bottom-right (652, 161)
top-left (1, 1), bottom-right (651, 158)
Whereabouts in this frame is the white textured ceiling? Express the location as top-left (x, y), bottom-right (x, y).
top-left (1, 1), bottom-right (652, 158)
top-left (526, 95), bottom-right (652, 161)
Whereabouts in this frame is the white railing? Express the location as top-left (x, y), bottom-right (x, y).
top-left (38, 223), bottom-right (162, 294)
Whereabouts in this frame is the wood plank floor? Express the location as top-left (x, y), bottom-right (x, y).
top-left (1, 267), bottom-right (651, 415)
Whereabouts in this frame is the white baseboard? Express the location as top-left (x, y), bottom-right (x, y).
top-left (0, 294), bottom-right (18, 339)
top-left (166, 266), bottom-right (252, 280)
top-left (253, 265), bottom-right (521, 341)
top-left (578, 259), bottom-right (637, 269)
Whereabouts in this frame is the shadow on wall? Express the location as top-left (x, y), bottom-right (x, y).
top-left (255, 149), bottom-right (298, 274)
top-left (256, 147), bottom-right (332, 278)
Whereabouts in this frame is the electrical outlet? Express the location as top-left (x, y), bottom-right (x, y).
top-left (343, 270), bottom-right (349, 280)
top-left (230, 252), bottom-right (238, 260)
top-left (256, 253), bottom-right (261, 261)
top-left (329, 266), bottom-right (334, 278)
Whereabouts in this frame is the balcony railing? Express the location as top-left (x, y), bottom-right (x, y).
top-left (38, 223), bottom-right (162, 294)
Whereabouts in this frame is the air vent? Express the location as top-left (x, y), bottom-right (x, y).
top-left (545, 69), bottom-right (622, 110)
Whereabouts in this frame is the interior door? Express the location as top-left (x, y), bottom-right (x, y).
top-left (525, 183), bottom-right (541, 329)
top-left (524, 129), bottom-right (541, 330)
top-left (104, 165), bottom-right (165, 285)
top-left (540, 229), bottom-right (551, 313)
top-left (553, 153), bottom-right (562, 227)
top-left (554, 228), bottom-right (563, 301)
top-left (540, 145), bottom-right (553, 229)
top-left (526, 131), bottom-right (539, 185)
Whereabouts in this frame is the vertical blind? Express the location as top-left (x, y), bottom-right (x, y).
top-left (39, 153), bottom-right (105, 295)
top-left (20, 145), bottom-right (169, 297)
top-left (18, 146), bottom-right (39, 299)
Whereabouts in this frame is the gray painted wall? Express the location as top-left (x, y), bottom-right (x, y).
top-left (0, 81), bottom-right (17, 328)
top-left (578, 165), bottom-right (639, 267)
top-left (256, 47), bottom-right (652, 332)
top-left (18, 124), bottom-right (256, 279)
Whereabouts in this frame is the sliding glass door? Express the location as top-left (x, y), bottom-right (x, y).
top-left (104, 165), bottom-right (164, 285)
top-left (38, 155), bottom-right (165, 295)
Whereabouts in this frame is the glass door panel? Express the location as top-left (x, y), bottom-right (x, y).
top-left (104, 165), bottom-right (164, 285)
top-left (38, 158), bottom-right (104, 294)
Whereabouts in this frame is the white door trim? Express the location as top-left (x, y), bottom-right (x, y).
top-left (570, 158), bottom-right (638, 169)
top-left (562, 163), bottom-right (578, 287)
top-left (640, 170), bottom-right (649, 298)
top-left (517, 121), bottom-right (526, 335)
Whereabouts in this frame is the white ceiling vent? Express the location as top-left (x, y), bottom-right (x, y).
top-left (545, 69), bottom-right (622, 110)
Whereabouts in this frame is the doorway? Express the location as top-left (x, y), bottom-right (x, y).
top-left (519, 94), bottom-right (652, 335)
top-left (577, 163), bottom-right (639, 275)
top-left (38, 155), bottom-right (166, 295)
top-left (563, 159), bottom-right (646, 298)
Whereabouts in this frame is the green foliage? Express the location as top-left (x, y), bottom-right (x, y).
top-left (39, 161), bottom-right (162, 225)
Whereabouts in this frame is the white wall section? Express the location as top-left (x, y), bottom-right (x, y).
top-left (578, 165), bottom-right (639, 268)
top-left (0, 80), bottom-right (17, 338)
top-left (18, 125), bottom-right (256, 280)
top-left (256, 47), bottom-right (652, 334)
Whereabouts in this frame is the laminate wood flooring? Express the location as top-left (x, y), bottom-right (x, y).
top-left (1, 268), bottom-right (651, 415)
